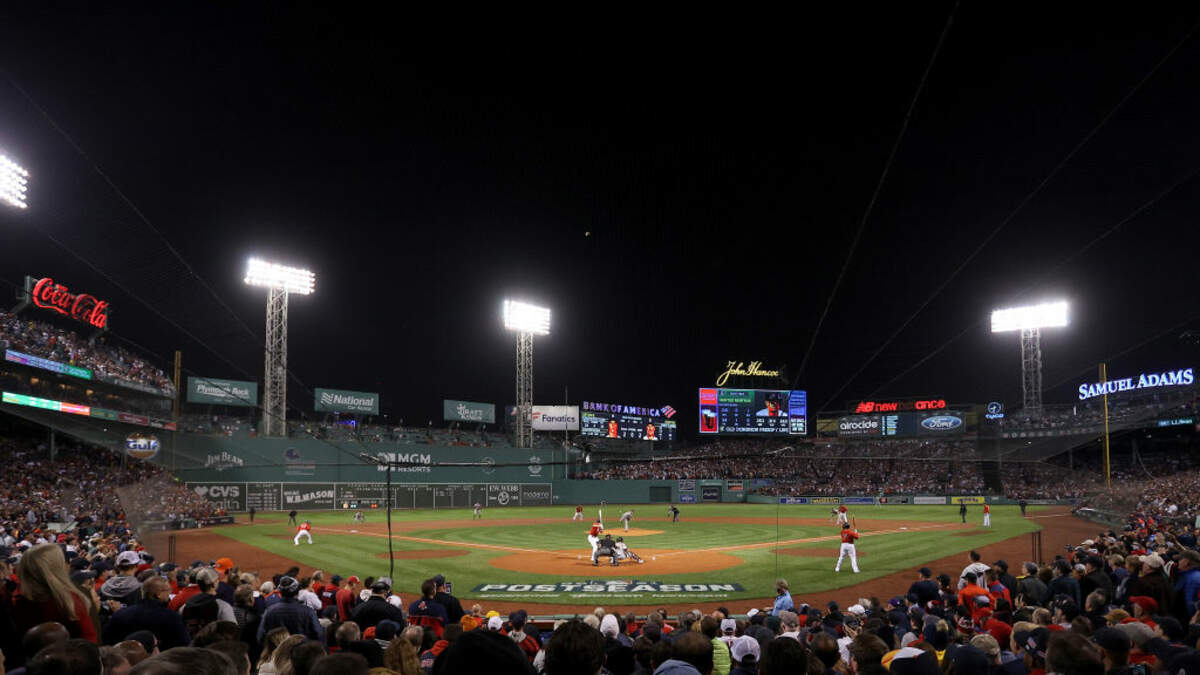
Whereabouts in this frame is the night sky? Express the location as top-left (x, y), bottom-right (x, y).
top-left (3, 7), bottom-right (1200, 433)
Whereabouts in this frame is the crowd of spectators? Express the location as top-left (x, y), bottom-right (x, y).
top-left (0, 312), bottom-right (175, 398)
top-left (3, 503), bottom-right (1199, 674)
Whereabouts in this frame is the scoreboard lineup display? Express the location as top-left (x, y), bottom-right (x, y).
top-left (698, 388), bottom-right (807, 435)
top-left (581, 411), bottom-right (677, 441)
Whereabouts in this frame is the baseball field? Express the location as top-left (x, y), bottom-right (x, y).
top-left (153, 503), bottom-right (1097, 615)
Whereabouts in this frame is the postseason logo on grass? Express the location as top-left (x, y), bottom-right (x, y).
top-left (472, 581), bottom-right (745, 594)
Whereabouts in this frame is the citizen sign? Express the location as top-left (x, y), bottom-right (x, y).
top-left (1077, 368), bottom-right (1194, 400)
top-left (31, 277), bottom-right (110, 328)
top-left (920, 415), bottom-right (963, 431)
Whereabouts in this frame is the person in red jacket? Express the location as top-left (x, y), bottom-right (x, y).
top-left (13, 543), bottom-right (98, 642)
top-left (958, 571), bottom-right (990, 616)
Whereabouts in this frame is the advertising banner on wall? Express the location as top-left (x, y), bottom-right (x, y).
top-left (531, 405), bottom-right (580, 431)
top-left (913, 496), bottom-right (948, 505)
top-left (443, 399), bottom-right (496, 424)
top-left (187, 377), bottom-right (258, 407)
top-left (282, 483), bottom-right (336, 509)
top-left (314, 388), bottom-right (379, 415)
top-left (188, 483), bottom-right (246, 512)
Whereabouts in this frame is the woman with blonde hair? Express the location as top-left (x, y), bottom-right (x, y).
top-left (13, 543), bottom-right (98, 642)
top-left (256, 627), bottom-right (292, 673)
top-left (383, 637), bottom-right (422, 675)
top-left (259, 633), bottom-right (306, 675)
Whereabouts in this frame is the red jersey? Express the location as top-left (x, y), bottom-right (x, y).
top-left (983, 505), bottom-right (990, 514)
top-left (840, 530), bottom-right (859, 544)
top-left (607, 420), bottom-right (618, 438)
top-left (589, 524), bottom-right (602, 536)
top-left (576, 506), bottom-right (583, 513)
top-left (297, 523), bottom-right (311, 533)
top-left (839, 506), bottom-right (847, 513)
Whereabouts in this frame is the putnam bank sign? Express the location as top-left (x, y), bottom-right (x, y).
top-left (315, 388), bottom-right (379, 415)
top-left (1077, 367), bottom-right (1193, 400)
top-left (28, 276), bottom-right (110, 329)
top-left (471, 582), bottom-right (744, 594)
top-left (443, 399), bottom-right (496, 424)
top-left (716, 360), bottom-right (781, 386)
top-left (187, 377), bottom-right (258, 407)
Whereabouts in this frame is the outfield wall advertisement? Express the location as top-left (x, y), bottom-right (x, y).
top-left (186, 481), bottom-right (553, 511)
top-left (443, 399), bottom-right (496, 424)
top-left (187, 377), bottom-right (258, 407)
top-left (314, 388), bottom-right (379, 415)
top-left (531, 405), bottom-right (579, 431)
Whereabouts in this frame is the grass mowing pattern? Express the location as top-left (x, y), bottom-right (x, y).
top-left (210, 504), bottom-right (1042, 604)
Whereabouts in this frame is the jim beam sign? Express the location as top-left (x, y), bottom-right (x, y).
top-left (716, 360), bottom-right (782, 386)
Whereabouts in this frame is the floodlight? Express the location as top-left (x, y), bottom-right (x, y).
top-left (503, 300), bottom-right (551, 335)
top-left (243, 258), bottom-right (315, 295)
top-left (990, 301), bottom-right (1068, 333)
top-left (0, 154), bottom-right (29, 209)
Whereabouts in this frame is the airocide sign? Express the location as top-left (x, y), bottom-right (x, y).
top-left (29, 276), bottom-right (110, 329)
top-left (315, 388), bottom-right (379, 415)
top-left (187, 377), bottom-right (258, 407)
top-left (838, 415), bottom-right (882, 437)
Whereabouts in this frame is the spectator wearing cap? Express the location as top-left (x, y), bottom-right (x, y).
top-left (907, 568), bottom-right (939, 608)
top-left (430, 573), bottom-right (465, 623)
top-left (729, 634), bottom-right (760, 675)
top-left (510, 610), bottom-right (542, 662)
top-left (351, 578), bottom-right (406, 631)
top-left (99, 551), bottom-right (143, 607)
top-left (1080, 555), bottom-right (1114, 603)
top-left (103, 575), bottom-right (190, 649)
top-left (257, 576), bottom-right (323, 643)
top-left (212, 558), bottom-right (236, 605)
top-left (336, 575), bottom-right (361, 621)
top-left (1127, 553), bottom-right (1172, 615)
top-left (1174, 549), bottom-right (1200, 619)
top-left (407, 578), bottom-right (446, 636)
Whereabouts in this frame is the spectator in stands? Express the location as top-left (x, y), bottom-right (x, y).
top-left (406, 579), bottom-right (445, 634)
top-left (208, 640), bottom-right (251, 675)
top-left (309, 652), bottom-right (370, 675)
top-left (181, 567), bottom-right (236, 637)
top-left (129, 646), bottom-right (236, 675)
top-left (257, 634), bottom-right (305, 675)
top-left (13, 544), bottom-right (98, 642)
top-left (351, 578), bottom-right (407, 631)
top-left (1048, 559), bottom-right (1082, 608)
top-left (336, 575), bottom-right (361, 621)
top-left (432, 628), bottom-right (535, 674)
top-left (431, 573), bottom-right (465, 623)
top-left (257, 577), bottom-right (323, 643)
top-left (103, 576), bottom-right (190, 649)
top-left (99, 551), bottom-right (144, 608)
top-left (24, 638), bottom-right (102, 675)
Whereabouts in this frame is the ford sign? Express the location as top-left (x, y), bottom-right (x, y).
top-left (920, 415), bottom-right (963, 431)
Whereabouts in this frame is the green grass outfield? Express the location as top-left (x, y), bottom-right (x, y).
top-left (210, 504), bottom-right (1046, 605)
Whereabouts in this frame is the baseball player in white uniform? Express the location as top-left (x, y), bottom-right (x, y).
top-left (619, 510), bottom-right (634, 531)
top-left (835, 523), bottom-right (860, 573)
top-left (835, 505), bottom-right (849, 526)
top-left (614, 537), bottom-right (645, 563)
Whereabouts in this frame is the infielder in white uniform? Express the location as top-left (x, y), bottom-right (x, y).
top-left (619, 510), bottom-right (634, 531)
top-left (835, 505), bottom-right (849, 526)
top-left (294, 520), bottom-right (313, 545)
top-left (614, 537), bottom-right (645, 563)
top-left (835, 523), bottom-right (860, 573)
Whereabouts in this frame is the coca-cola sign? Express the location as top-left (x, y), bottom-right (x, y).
top-left (31, 277), bottom-right (110, 328)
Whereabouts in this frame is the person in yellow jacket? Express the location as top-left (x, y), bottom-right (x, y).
top-left (701, 616), bottom-right (731, 675)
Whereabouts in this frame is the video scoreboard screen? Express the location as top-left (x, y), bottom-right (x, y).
top-left (698, 388), bottom-right (807, 435)
top-left (581, 411), bottom-right (677, 441)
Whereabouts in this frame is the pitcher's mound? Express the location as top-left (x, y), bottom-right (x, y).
top-left (488, 548), bottom-right (744, 575)
top-left (375, 550), bottom-right (470, 560)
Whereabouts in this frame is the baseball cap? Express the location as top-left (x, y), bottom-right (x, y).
top-left (1129, 596), bottom-right (1158, 613)
top-left (1142, 554), bottom-right (1164, 569)
top-left (387, 595), bottom-right (403, 608)
top-left (277, 576), bottom-right (300, 595)
top-left (70, 570), bottom-right (96, 584)
top-left (116, 551), bottom-right (141, 567)
top-left (486, 610), bottom-right (501, 619)
top-left (371, 581), bottom-right (390, 594)
top-left (730, 635), bottom-right (760, 663)
top-left (720, 619), bottom-right (736, 634)
top-left (331, 575), bottom-right (343, 584)
top-left (346, 575), bottom-right (360, 584)
top-left (745, 608), bottom-right (760, 618)
top-left (213, 557), bottom-right (234, 573)
top-left (1091, 627), bottom-right (1131, 654)
top-left (378, 576), bottom-right (393, 588)
top-left (918, 567), bottom-right (932, 577)
top-left (432, 574), bottom-right (446, 585)
top-left (487, 616), bottom-right (504, 631)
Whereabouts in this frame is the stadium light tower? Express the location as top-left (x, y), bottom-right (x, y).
top-left (244, 258), bottom-right (315, 437)
top-left (991, 300), bottom-right (1068, 415)
top-left (503, 300), bottom-right (550, 449)
top-left (0, 153), bottom-right (30, 209)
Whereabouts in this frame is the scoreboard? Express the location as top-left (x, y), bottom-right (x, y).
top-left (581, 411), bottom-right (677, 441)
top-left (698, 388), bottom-right (807, 435)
